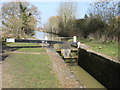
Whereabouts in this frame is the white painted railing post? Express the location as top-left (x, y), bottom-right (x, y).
top-left (73, 36), bottom-right (77, 43)
top-left (44, 36), bottom-right (48, 40)
top-left (77, 42), bottom-right (81, 48)
top-left (44, 36), bottom-right (48, 43)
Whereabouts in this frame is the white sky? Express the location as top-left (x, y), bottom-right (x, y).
top-left (0, 0), bottom-right (98, 2)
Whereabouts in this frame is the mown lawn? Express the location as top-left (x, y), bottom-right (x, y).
top-left (16, 48), bottom-right (46, 52)
top-left (6, 42), bottom-right (46, 52)
top-left (7, 42), bottom-right (40, 47)
top-left (3, 43), bottom-right (60, 88)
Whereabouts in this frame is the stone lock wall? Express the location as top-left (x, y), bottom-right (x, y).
top-left (78, 48), bottom-right (120, 88)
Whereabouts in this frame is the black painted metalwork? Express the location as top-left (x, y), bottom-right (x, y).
top-left (14, 39), bottom-right (64, 44)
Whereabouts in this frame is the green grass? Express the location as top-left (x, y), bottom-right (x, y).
top-left (16, 48), bottom-right (46, 52)
top-left (6, 42), bottom-right (46, 52)
top-left (3, 42), bottom-right (60, 88)
top-left (4, 53), bottom-right (59, 88)
top-left (78, 38), bottom-right (118, 59)
top-left (7, 42), bottom-right (40, 47)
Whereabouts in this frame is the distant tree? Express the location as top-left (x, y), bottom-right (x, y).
top-left (87, 0), bottom-right (119, 41)
top-left (48, 16), bottom-right (61, 34)
top-left (87, 17), bottom-right (106, 33)
top-left (89, 0), bottom-right (118, 22)
top-left (57, 2), bottom-right (77, 36)
top-left (84, 14), bottom-right (88, 19)
top-left (73, 19), bottom-right (86, 37)
top-left (57, 2), bottom-right (77, 23)
top-left (106, 16), bottom-right (119, 40)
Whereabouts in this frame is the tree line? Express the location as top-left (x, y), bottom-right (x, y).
top-left (44, 0), bottom-right (119, 42)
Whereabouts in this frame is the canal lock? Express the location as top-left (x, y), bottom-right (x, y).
top-left (34, 31), bottom-right (108, 88)
top-left (55, 42), bottom-right (78, 64)
top-left (55, 42), bottom-right (120, 88)
top-left (54, 43), bottom-right (106, 88)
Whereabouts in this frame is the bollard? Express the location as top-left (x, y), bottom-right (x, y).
top-left (59, 37), bottom-right (61, 41)
top-left (77, 42), bottom-right (80, 48)
top-left (73, 36), bottom-right (77, 43)
top-left (44, 36), bottom-right (48, 43)
top-left (44, 36), bottom-right (48, 40)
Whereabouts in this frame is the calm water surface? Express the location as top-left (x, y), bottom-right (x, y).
top-left (34, 31), bottom-right (58, 40)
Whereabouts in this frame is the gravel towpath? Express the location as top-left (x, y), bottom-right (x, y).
top-left (46, 48), bottom-right (84, 88)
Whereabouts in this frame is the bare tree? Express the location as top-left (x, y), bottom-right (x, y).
top-left (89, 0), bottom-right (118, 22)
top-left (57, 2), bottom-right (77, 36)
top-left (87, 0), bottom-right (119, 41)
top-left (48, 16), bottom-right (61, 34)
top-left (57, 2), bottom-right (77, 23)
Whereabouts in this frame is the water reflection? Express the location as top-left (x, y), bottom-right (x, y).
top-left (34, 31), bottom-right (59, 41)
top-left (34, 31), bottom-right (44, 40)
top-left (34, 31), bottom-right (72, 42)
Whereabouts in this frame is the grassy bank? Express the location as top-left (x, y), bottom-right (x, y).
top-left (3, 43), bottom-right (60, 88)
top-left (68, 38), bottom-right (118, 59)
top-left (78, 38), bottom-right (118, 59)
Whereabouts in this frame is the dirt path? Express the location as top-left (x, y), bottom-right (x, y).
top-left (46, 48), bottom-right (84, 88)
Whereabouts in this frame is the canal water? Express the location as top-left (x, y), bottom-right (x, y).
top-left (34, 31), bottom-right (105, 88)
top-left (34, 31), bottom-right (60, 41)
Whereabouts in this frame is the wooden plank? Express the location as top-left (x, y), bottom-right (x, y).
top-left (64, 56), bottom-right (78, 59)
top-left (71, 49), bottom-right (78, 52)
top-left (56, 49), bottom-right (61, 52)
top-left (56, 49), bottom-right (77, 52)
